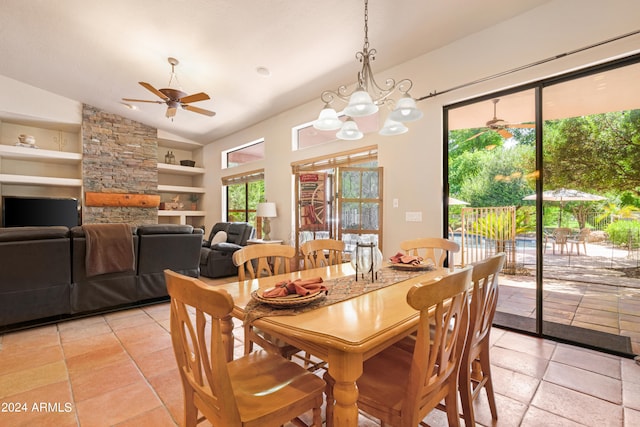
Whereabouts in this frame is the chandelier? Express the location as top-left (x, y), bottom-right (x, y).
top-left (313, 0), bottom-right (423, 140)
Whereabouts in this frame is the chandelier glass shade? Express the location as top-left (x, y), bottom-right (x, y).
top-left (313, 0), bottom-right (422, 140)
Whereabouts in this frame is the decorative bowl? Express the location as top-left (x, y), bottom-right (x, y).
top-left (18, 134), bottom-right (36, 145)
top-left (180, 160), bottom-right (196, 167)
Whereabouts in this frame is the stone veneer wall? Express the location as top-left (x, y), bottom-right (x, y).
top-left (81, 104), bottom-right (158, 225)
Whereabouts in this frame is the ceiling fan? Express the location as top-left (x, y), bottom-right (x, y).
top-left (464, 98), bottom-right (534, 141)
top-left (122, 57), bottom-right (215, 119)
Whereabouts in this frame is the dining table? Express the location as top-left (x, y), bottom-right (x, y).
top-left (212, 262), bottom-right (449, 427)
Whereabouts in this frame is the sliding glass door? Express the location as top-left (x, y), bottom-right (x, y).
top-left (446, 55), bottom-right (640, 356)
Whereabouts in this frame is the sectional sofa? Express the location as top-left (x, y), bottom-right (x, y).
top-left (0, 223), bottom-right (203, 331)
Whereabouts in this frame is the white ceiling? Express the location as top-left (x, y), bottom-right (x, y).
top-left (0, 0), bottom-right (553, 144)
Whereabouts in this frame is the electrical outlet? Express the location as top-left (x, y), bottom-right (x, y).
top-left (393, 198), bottom-right (399, 208)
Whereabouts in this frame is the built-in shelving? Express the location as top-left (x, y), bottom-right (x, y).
top-left (0, 144), bottom-right (82, 164)
top-left (157, 131), bottom-right (205, 227)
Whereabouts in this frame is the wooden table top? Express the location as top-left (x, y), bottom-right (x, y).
top-left (215, 262), bottom-right (449, 354)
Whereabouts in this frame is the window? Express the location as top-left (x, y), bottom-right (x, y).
top-left (223, 139), bottom-right (265, 168)
top-left (222, 170), bottom-right (264, 225)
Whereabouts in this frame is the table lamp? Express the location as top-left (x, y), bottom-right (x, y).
top-left (256, 202), bottom-right (277, 240)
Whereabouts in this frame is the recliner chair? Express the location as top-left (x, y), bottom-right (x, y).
top-left (199, 222), bottom-right (254, 278)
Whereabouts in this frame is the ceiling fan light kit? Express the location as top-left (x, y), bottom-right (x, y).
top-left (122, 57), bottom-right (216, 119)
top-left (313, 0), bottom-right (422, 140)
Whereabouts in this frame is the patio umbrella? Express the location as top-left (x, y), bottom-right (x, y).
top-left (523, 188), bottom-right (606, 227)
top-left (448, 197), bottom-right (469, 205)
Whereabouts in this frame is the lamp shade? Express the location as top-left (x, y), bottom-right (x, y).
top-left (389, 95), bottom-right (423, 122)
top-left (256, 202), bottom-right (277, 218)
top-left (379, 117), bottom-right (408, 136)
top-left (313, 105), bottom-right (343, 131)
top-left (344, 89), bottom-right (379, 117)
top-left (336, 118), bottom-right (363, 140)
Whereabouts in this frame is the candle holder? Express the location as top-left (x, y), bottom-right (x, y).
top-left (353, 242), bottom-right (382, 282)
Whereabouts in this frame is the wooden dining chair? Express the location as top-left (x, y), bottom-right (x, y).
top-left (459, 252), bottom-right (506, 427)
top-left (400, 237), bottom-right (460, 271)
top-left (233, 243), bottom-right (295, 281)
top-left (300, 239), bottom-right (345, 269)
top-left (232, 244), bottom-right (301, 357)
top-left (164, 269), bottom-right (325, 427)
top-left (324, 266), bottom-right (472, 427)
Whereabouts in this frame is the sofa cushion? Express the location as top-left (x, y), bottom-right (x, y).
top-left (211, 230), bottom-right (228, 245)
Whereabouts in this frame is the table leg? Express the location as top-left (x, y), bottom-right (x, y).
top-left (221, 315), bottom-right (234, 361)
top-left (328, 349), bottom-right (363, 427)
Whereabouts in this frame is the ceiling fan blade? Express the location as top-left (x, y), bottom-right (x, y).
top-left (139, 82), bottom-right (169, 100)
top-left (498, 128), bottom-right (513, 139)
top-left (122, 98), bottom-right (164, 104)
top-left (166, 106), bottom-right (177, 118)
top-left (183, 104), bottom-right (216, 117)
top-left (506, 123), bottom-right (536, 128)
top-left (463, 130), bottom-right (489, 142)
top-left (180, 92), bottom-right (210, 104)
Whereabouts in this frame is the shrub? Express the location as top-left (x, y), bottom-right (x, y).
top-left (605, 220), bottom-right (640, 248)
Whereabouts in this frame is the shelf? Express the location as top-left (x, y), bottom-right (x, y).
top-left (0, 144), bottom-right (82, 164)
top-left (158, 210), bottom-right (205, 217)
top-left (157, 162), bottom-right (205, 175)
top-left (158, 184), bottom-right (205, 194)
top-left (0, 173), bottom-right (82, 187)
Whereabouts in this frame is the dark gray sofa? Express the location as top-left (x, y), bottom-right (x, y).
top-left (0, 226), bottom-right (72, 327)
top-left (199, 222), bottom-right (254, 278)
top-left (0, 224), bottom-right (203, 331)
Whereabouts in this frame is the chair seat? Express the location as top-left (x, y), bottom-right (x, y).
top-left (356, 345), bottom-right (411, 416)
top-left (229, 350), bottom-right (326, 425)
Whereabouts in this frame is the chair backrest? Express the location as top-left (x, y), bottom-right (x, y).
top-left (467, 253), bottom-right (505, 358)
top-left (300, 239), bottom-right (345, 270)
top-left (552, 227), bottom-right (571, 243)
top-left (232, 244), bottom-right (296, 281)
top-left (400, 237), bottom-right (460, 271)
top-left (575, 228), bottom-right (591, 241)
top-left (403, 266), bottom-right (472, 424)
top-left (164, 269), bottom-right (242, 426)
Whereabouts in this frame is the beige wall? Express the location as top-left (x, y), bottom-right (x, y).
top-left (203, 0), bottom-right (640, 257)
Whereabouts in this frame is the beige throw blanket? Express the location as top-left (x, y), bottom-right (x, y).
top-left (83, 223), bottom-right (135, 277)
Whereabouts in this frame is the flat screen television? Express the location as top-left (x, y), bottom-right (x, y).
top-left (2, 196), bottom-right (80, 228)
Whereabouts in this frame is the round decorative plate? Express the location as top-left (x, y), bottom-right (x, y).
top-left (251, 289), bottom-right (326, 308)
top-left (388, 263), bottom-right (435, 271)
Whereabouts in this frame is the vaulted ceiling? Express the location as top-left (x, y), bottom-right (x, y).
top-left (0, 0), bottom-right (553, 143)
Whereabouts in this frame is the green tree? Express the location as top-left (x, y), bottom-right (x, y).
top-left (458, 144), bottom-right (535, 207)
top-left (544, 110), bottom-right (640, 194)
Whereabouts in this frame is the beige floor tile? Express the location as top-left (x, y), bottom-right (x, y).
top-left (531, 381), bottom-right (623, 426)
top-left (544, 360), bottom-right (622, 404)
top-left (491, 364), bottom-right (540, 404)
top-left (113, 406), bottom-right (177, 427)
top-left (552, 343), bottom-right (621, 378)
top-left (473, 392), bottom-right (528, 427)
top-left (69, 358), bottom-right (144, 402)
top-left (520, 406), bottom-right (586, 427)
top-left (624, 407), bottom-right (640, 427)
top-left (132, 346), bottom-right (177, 379)
top-left (0, 360), bottom-right (68, 399)
top-left (494, 330), bottom-right (556, 360)
top-left (491, 346), bottom-right (550, 379)
top-left (75, 381), bottom-right (162, 427)
top-left (0, 380), bottom-right (76, 427)
top-left (623, 379), bottom-right (640, 411)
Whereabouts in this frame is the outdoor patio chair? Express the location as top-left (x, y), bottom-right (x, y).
top-left (568, 228), bottom-right (591, 255)
top-left (545, 228), bottom-right (571, 255)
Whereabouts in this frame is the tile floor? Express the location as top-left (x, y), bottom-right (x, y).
top-left (1, 302), bottom-right (639, 426)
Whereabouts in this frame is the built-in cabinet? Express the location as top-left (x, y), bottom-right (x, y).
top-left (157, 134), bottom-right (206, 228)
top-left (0, 120), bottom-right (82, 202)
top-left (0, 119), bottom-right (207, 228)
